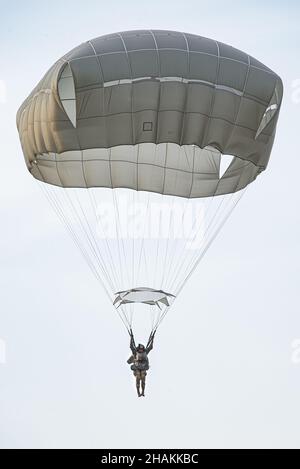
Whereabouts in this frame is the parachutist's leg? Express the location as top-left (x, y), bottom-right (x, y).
top-left (141, 372), bottom-right (146, 397)
top-left (135, 372), bottom-right (141, 397)
top-left (141, 378), bottom-right (145, 396)
top-left (136, 379), bottom-right (141, 397)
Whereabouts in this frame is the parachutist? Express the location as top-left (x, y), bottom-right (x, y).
top-left (18, 30), bottom-right (282, 397)
top-left (127, 330), bottom-right (155, 397)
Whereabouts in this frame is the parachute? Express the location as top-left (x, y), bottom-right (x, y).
top-left (17, 30), bottom-right (282, 339)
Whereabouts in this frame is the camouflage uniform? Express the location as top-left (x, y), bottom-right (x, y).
top-left (128, 332), bottom-right (155, 397)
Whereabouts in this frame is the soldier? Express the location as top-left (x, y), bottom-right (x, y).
top-left (127, 330), bottom-right (155, 397)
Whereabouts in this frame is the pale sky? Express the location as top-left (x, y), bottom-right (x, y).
top-left (0, 0), bottom-right (300, 449)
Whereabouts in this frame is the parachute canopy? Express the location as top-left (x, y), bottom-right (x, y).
top-left (17, 30), bottom-right (282, 197)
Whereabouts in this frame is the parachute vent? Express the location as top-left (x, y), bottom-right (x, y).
top-left (58, 63), bottom-right (76, 128)
top-left (219, 155), bottom-right (235, 178)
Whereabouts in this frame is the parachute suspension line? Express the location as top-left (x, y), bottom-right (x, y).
top-left (132, 189), bottom-right (135, 290)
top-left (115, 298), bottom-right (132, 332)
top-left (114, 304), bottom-right (132, 333)
top-left (136, 143), bottom-right (158, 290)
top-left (153, 192), bottom-right (164, 290)
top-left (39, 182), bottom-right (132, 333)
top-left (167, 194), bottom-right (228, 294)
top-left (125, 304), bottom-right (133, 329)
top-left (152, 193), bottom-right (171, 330)
top-left (163, 148), bottom-right (222, 293)
top-left (136, 190), bottom-right (151, 284)
top-left (57, 189), bottom-right (107, 286)
top-left (166, 192), bottom-right (228, 293)
top-left (62, 187), bottom-right (132, 331)
top-left (162, 195), bottom-right (191, 291)
top-left (91, 189), bottom-right (132, 330)
top-left (134, 147), bottom-right (167, 332)
top-left (112, 189), bottom-right (131, 289)
top-left (155, 183), bottom-right (164, 306)
top-left (173, 191), bottom-right (238, 293)
top-left (160, 148), bottom-right (181, 289)
top-left (153, 305), bottom-right (170, 332)
top-left (153, 306), bottom-right (161, 332)
top-left (174, 188), bottom-right (246, 297)
top-left (111, 188), bottom-right (138, 328)
top-left (158, 143), bottom-right (171, 285)
top-left (163, 146), bottom-right (196, 284)
top-left (113, 302), bottom-right (132, 333)
top-left (150, 304), bottom-right (155, 332)
top-left (142, 238), bottom-right (150, 286)
top-left (41, 185), bottom-right (101, 286)
top-left (164, 155), bottom-right (222, 291)
top-left (60, 188), bottom-right (117, 292)
top-left (144, 190), bottom-right (152, 290)
top-left (72, 189), bottom-right (119, 290)
top-left (111, 189), bottom-right (126, 288)
top-left (129, 303), bottom-right (134, 328)
top-left (90, 186), bottom-right (137, 330)
top-left (163, 184), bottom-right (216, 292)
top-left (160, 146), bottom-right (189, 290)
top-left (152, 192), bottom-right (227, 329)
top-left (38, 182), bottom-right (114, 302)
top-left (150, 189), bottom-right (246, 332)
top-left (160, 194), bottom-right (175, 288)
top-left (88, 188), bottom-right (124, 292)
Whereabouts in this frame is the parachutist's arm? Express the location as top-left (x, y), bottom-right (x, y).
top-left (130, 329), bottom-right (136, 354)
top-left (130, 339), bottom-right (136, 355)
top-left (146, 331), bottom-right (156, 354)
top-left (146, 341), bottom-right (153, 354)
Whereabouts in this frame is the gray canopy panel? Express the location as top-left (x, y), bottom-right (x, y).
top-left (17, 30), bottom-right (283, 197)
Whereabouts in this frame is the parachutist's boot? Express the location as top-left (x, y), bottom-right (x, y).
top-left (141, 381), bottom-right (145, 397)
